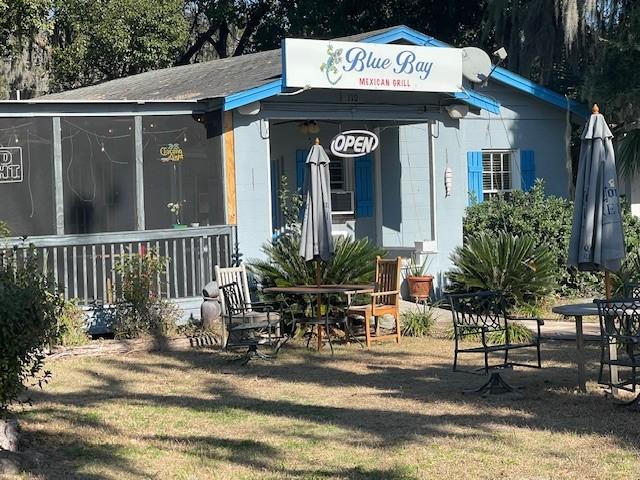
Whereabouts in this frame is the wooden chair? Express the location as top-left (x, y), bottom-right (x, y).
top-left (347, 256), bottom-right (402, 348)
top-left (215, 264), bottom-right (253, 317)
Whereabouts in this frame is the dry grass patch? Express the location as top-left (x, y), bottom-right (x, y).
top-left (9, 337), bottom-right (640, 479)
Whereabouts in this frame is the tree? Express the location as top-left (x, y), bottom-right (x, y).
top-left (50, 0), bottom-right (188, 91)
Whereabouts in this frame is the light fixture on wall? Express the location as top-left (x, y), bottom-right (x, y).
top-left (298, 120), bottom-right (320, 135)
top-left (445, 104), bottom-right (469, 119)
top-left (238, 101), bottom-right (261, 115)
top-left (444, 166), bottom-right (453, 197)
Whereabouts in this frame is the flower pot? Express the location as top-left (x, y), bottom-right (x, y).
top-left (171, 224), bottom-right (187, 229)
top-left (407, 275), bottom-right (434, 300)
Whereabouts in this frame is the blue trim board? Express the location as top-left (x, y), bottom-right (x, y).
top-left (223, 79), bottom-right (283, 111)
top-left (222, 25), bottom-right (586, 117)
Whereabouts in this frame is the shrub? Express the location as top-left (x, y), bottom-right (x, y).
top-left (444, 322), bottom-right (534, 345)
top-left (464, 180), bottom-right (640, 297)
top-left (401, 309), bottom-right (435, 337)
top-left (0, 249), bottom-right (62, 414)
top-left (448, 232), bottom-right (556, 308)
top-left (250, 231), bottom-right (385, 288)
top-left (113, 250), bottom-right (180, 339)
top-left (56, 299), bottom-right (90, 347)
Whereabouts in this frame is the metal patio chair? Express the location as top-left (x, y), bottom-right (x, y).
top-left (623, 283), bottom-right (640, 299)
top-left (449, 291), bottom-right (544, 395)
top-left (219, 282), bottom-right (283, 364)
top-left (595, 299), bottom-right (640, 406)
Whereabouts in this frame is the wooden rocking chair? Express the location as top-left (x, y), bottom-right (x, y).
top-left (347, 256), bottom-right (402, 348)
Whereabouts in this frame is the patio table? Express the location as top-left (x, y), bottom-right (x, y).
top-left (263, 284), bottom-right (373, 352)
top-left (552, 302), bottom-right (620, 393)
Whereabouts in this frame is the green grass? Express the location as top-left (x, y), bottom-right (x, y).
top-left (11, 337), bottom-right (640, 479)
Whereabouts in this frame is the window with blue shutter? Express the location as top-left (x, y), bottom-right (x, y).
top-left (520, 150), bottom-right (535, 191)
top-left (296, 149), bottom-right (308, 192)
top-left (467, 151), bottom-right (483, 205)
top-left (354, 154), bottom-right (373, 217)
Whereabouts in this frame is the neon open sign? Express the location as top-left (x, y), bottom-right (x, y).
top-left (330, 130), bottom-right (379, 158)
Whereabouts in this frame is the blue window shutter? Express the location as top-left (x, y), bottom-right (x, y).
top-left (296, 149), bottom-right (308, 192)
top-left (520, 150), bottom-right (535, 191)
top-left (467, 151), bottom-right (483, 205)
top-left (355, 154), bottom-right (373, 217)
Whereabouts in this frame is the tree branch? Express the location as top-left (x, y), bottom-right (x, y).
top-left (176, 22), bottom-right (218, 65)
top-left (232, 1), bottom-right (271, 57)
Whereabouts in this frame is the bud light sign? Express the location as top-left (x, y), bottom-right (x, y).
top-left (330, 130), bottom-right (379, 158)
top-left (0, 147), bottom-right (23, 184)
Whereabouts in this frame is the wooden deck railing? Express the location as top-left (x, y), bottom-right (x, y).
top-left (0, 225), bottom-right (237, 304)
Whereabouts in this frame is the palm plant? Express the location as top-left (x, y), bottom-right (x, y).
top-left (448, 232), bottom-right (556, 308)
top-left (250, 230), bottom-right (385, 287)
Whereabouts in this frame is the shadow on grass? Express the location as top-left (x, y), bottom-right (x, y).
top-left (19, 338), bottom-right (640, 478)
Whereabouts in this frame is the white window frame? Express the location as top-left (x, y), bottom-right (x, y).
top-left (328, 155), bottom-right (355, 216)
top-left (481, 149), bottom-right (521, 200)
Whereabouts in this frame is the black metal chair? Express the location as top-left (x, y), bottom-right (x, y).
top-left (594, 298), bottom-right (640, 405)
top-left (449, 291), bottom-right (544, 394)
top-left (623, 283), bottom-right (640, 299)
top-left (219, 282), bottom-right (283, 364)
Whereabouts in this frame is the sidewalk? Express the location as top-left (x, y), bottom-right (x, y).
top-left (400, 300), bottom-right (601, 341)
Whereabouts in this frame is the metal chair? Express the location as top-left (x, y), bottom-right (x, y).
top-left (449, 291), bottom-right (544, 395)
top-left (594, 299), bottom-right (640, 405)
top-left (219, 282), bottom-right (283, 364)
top-left (623, 283), bottom-right (640, 299)
top-left (346, 256), bottom-right (402, 348)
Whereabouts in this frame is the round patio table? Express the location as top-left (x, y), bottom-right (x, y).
top-left (551, 303), bottom-right (601, 393)
top-left (263, 284), bottom-right (373, 352)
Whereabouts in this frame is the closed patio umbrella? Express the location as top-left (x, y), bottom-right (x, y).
top-left (299, 138), bottom-right (334, 264)
top-left (568, 104), bottom-right (625, 297)
top-left (299, 138), bottom-right (334, 350)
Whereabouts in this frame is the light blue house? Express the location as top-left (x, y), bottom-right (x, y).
top-left (0, 25), bottom-right (587, 318)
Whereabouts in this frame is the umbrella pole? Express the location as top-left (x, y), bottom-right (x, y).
top-left (605, 271), bottom-right (612, 301)
top-left (316, 260), bottom-right (323, 350)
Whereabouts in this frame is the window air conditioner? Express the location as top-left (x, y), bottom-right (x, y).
top-left (331, 191), bottom-right (354, 215)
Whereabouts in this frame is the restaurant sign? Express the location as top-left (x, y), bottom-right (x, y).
top-left (330, 130), bottom-right (379, 158)
top-left (0, 146), bottom-right (23, 183)
top-left (282, 38), bottom-right (462, 93)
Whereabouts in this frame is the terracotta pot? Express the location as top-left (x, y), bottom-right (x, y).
top-left (407, 275), bottom-right (434, 299)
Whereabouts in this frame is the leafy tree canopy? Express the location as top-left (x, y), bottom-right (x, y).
top-left (50, 0), bottom-right (188, 91)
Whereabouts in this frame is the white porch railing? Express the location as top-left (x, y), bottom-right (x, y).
top-left (0, 225), bottom-right (237, 305)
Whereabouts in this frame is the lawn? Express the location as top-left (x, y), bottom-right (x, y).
top-left (12, 337), bottom-right (640, 480)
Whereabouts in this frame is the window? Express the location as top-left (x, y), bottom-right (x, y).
top-left (482, 151), bottom-right (512, 200)
top-left (61, 117), bottom-right (136, 234)
top-left (328, 155), bottom-right (354, 216)
top-left (0, 118), bottom-right (55, 236)
top-left (142, 113), bottom-right (224, 230)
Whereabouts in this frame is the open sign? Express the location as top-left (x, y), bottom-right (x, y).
top-left (330, 130), bottom-right (379, 158)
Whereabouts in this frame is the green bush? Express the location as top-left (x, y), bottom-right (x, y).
top-left (250, 231), bottom-right (385, 288)
top-left (401, 309), bottom-right (435, 337)
top-left (56, 299), bottom-right (90, 347)
top-left (113, 250), bottom-right (180, 339)
top-left (448, 232), bottom-right (556, 307)
top-left (0, 249), bottom-right (63, 414)
top-left (445, 322), bottom-right (534, 345)
top-left (464, 180), bottom-right (640, 297)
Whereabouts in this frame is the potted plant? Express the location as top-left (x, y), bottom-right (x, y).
top-left (167, 201), bottom-right (186, 228)
top-left (407, 253), bottom-right (434, 300)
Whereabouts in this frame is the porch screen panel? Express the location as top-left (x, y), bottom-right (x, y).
top-left (142, 113), bottom-right (224, 230)
top-left (0, 117), bottom-right (55, 236)
top-left (61, 117), bottom-right (136, 234)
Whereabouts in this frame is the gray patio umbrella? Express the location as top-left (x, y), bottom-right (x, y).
top-left (568, 104), bottom-right (625, 296)
top-left (299, 139), bottom-right (334, 263)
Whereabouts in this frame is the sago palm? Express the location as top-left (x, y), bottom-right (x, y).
top-left (448, 232), bottom-right (556, 307)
